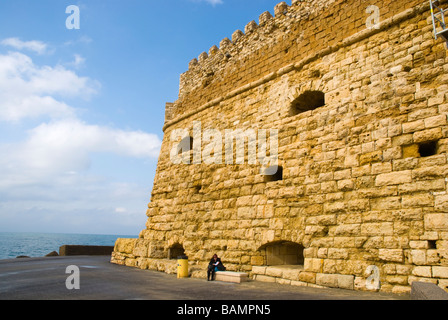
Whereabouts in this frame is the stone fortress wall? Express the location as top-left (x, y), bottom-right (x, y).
top-left (112, 0), bottom-right (448, 294)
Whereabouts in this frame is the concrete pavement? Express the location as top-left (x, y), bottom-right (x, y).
top-left (0, 256), bottom-right (408, 300)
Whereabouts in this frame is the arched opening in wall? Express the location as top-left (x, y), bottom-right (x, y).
top-left (289, 90), bottom-right (325, 116)
top-left (168, 244), bottom-right (185, 259)
top-left (261, 241), bottom-right (304, 266)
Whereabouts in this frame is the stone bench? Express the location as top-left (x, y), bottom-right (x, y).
top-left (411, 282), bottom-right (448, 300)
top-left (215, 271), bottom-right (249, 283)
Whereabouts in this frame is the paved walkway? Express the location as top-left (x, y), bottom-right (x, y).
top-left (0, 256), bottom-right (408, 300)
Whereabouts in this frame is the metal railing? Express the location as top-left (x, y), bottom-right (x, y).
top-left (430, 0), bottom-right (448, 45)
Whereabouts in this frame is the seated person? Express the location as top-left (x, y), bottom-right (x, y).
top-left (207, 254), bottom-right (226, 281)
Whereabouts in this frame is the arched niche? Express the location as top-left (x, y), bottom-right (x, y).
top-left (259, 241), bottom-right (304, 266)
top-left (168, 243), bottom-right (186, 260)
top-left (289, 90), bottom-right (325, 116)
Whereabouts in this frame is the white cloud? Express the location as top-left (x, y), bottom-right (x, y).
top-left (0, 118), bottom-right (161, 190)
top-left (0, 95), bottom-right (75, 123)
top-left (72, 54), bottom-right (86, 68)
top-left (63, 36), bottom-right (93, 47)
top-left (0, 47), bottom-right (161, 188)
top-left (0, 51), bottom-right (98, 122)
top-left (65, 54), bottom-right (86, 69)
top-left (24, 119), bottom-right (161, 170)
top-left (1, 37), bottom-right (48, 54)
top-left (0, 42), bottom-right (162, 234)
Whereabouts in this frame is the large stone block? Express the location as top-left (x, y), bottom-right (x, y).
top-left (215, 271), bottom-right (249, 283)
top-left (379, 249), bottom-right (404, 263)
top-left (375, 171), bottom-right (412, 186)
top-left (315, 273), bottom-right (354, 290)
top-left (435, 195), bottom-right (448, 212)
top-left (114, 238), bottom-right (138, 255)
top-left (133, 240), bottom-right (150, 258)
top-left (432, 267), bottom-right (448, 279)
top-left (425, 214), bottom-right (448, 230)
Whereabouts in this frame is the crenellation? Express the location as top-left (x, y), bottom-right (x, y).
top-left (274, 2), bottom-right (289, 17)
top-left (209, 45), bottom-right (219, 56)
top-left (188, 58), bottom-right (198, 68)
top-left (113, 0), bottom-right (448, 294)
top-left (178, 0), bottom-right (327, 104)
top-left (232, 30), bottom-right (245, 43)
top-left (244, 20), bottom-right (258, 34)
top-left (219, 37), bottom-right (232, 49)
top-left (259, 11), bottom-right (274, 26)
top-left (198, 51), bottom-right (208, 63)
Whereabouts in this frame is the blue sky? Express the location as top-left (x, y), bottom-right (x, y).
top-left (0, 0), bottom-right (286, 236)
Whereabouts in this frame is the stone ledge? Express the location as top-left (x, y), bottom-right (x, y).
top-left (316, 273), bottom-right (355, 290)
top-left (252, 265), bottom-right (304, 280)
top-left (410, 282), bottom-right (448, 300)
top-left (215, 271), bottom-right (249, 283)
top-left (59, 245), bottom-right (114, 256)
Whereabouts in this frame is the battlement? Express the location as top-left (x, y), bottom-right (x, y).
top-left (178, 0), bottom-right (335, 99)
top-left (166, 0), bottom-right (429, 127)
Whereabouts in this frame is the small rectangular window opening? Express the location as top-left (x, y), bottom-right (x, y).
top-left (264, 166), bottom-right (283, 182)
top-left (418, 141), bottom-right (438, 157)
top-left (428, 240), bottom-right (437, 249)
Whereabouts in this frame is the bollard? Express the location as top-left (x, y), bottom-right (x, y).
top-left (177, 255), bottom-right (189, 278)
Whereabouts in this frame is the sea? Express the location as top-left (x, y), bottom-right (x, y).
top-left (0, 232), bottom-right (137, 260)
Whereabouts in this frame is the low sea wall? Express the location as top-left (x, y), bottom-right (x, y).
top-left (59, 245), bottom-right (114, 256)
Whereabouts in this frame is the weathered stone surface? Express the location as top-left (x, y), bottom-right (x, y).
top-left (375, 171), bottom-right (412, 187)
top-left (112, 0), bottom-right (448, 294)
top-left (315, 273), bottom-right (354, 290)
top-left (114, 238), bottom-right (137, 255)
top-left (425, 214), bottom-right (448, 230)
top-left (432, 267), bottom-right (448, 279)
top-left (412, 266), bottom-right (432, 278)
top-left (411, 282), bottom-right (448, 300)
top-left (215, 271), bottom-right (248, 283)
top-left (379, 249), bottom-right (404, 263)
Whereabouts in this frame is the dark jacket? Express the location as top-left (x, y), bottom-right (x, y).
top-left (208, 257), bottom-right (226, 271)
